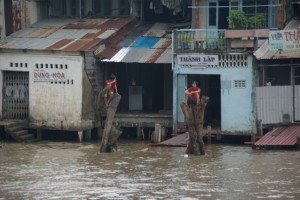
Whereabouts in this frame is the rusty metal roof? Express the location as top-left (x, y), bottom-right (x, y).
top-left (255, 125), bottom-right (300, 147)
top-left (98, 23), bottom-right (172, 64)
top-left (0, 17), bottom-right (136, 52)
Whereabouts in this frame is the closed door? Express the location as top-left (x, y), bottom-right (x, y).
top-left (177, 74), bottom-right (187, 123)
top-left (2, 71), bottom-right (29, 119)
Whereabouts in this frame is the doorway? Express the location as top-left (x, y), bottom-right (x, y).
top-left (105, 63), bottom-right (172, 113)
top-left (2, 71), bottom-right (29, 119)
top-left (187, 74), bottom-right (221, 127)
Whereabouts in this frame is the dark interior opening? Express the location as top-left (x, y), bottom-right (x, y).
top-left (265, 66), bottom-right (291, 86)
top-left (187, 74), bottom-right (221, 128)
top-left (106, 63), bottom-right (173, 113)
top-left (143, 0), bottom-right (192, 23)
top-left (293, 2), bottom-right (300, 17)
top-left (218, 1), bottom-right (229, 29)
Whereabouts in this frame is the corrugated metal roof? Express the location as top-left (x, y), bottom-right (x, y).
top-left (254, 19), bottom-right (300, 60)
top-left (255, 125), bottom-right (300, 147)
top-left (99, 23), bottom-right (172, 64)
top-left (155, 133), bottom-right (188, 147)
top-left (0, 17), bottom-right (136, 52)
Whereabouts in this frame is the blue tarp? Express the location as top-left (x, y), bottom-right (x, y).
top-left (133, 36), bottom-right (160, 48)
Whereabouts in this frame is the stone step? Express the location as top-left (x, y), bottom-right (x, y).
top-left (14, 130), bottom-right (29, 137)
top-left (5, 126), bottom-right (23, 133)
top-left (19, 134), bottom-right (35, 141)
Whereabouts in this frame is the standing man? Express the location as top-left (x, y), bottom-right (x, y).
top-left (185, 81), bottom-right (201, 106)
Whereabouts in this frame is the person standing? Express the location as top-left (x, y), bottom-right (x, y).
top-left (185, 81), bottom-right (201, 106)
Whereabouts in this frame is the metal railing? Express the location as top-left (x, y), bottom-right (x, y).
top-left (173, 29), bottom-right (227, 53)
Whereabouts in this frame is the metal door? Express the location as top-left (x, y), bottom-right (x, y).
top-left (2, 71), bottom-right (29, 119)
top-left (177, 74), bottom-right (187, 123)
top-left (295, 85), bottom-right (300, 121)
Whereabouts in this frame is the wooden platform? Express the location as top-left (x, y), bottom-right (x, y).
top-left (114, 113), bottom-right (173, 128)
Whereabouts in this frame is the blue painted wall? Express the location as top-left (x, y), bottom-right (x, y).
top-left (173, 54), bottom-right (257, 135)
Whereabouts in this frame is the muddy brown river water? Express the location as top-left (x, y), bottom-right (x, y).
top-left (0, 141), bottom-right (299, 200)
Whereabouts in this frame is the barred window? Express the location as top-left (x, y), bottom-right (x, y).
top-left (233, 80), bottom-right (246, 88)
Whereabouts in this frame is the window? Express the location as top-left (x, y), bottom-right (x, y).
top-left (209, 2), bottom-right (217, 26)
top-left (230, 1), bottom-right (239, 11)
top-left (295, 67), bottom-right (300, 85)
top-left (243, 0), bottom-right (268, 27)
top-left (233, 80), bottom-right (246, 88)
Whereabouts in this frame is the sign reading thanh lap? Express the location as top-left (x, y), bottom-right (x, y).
top-left (177, 55), bottom-right (219, 67)
top-left (269, 29), bottom-right (300, 50)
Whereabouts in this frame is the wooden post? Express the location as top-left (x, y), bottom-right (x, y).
top-left (78, 131), bottom-right (83, 143)
top-left (84, 129), bottom-right (91, 142)
top-left (154, 123), bottom-right (162, 143)
top-left (297, 136), bottom-right (300, 150)
top-left (97, 127), bottom-right (102, 140)
top-left (37, 129), bottom-right (42, 140)
top-left (99, 94), bottom-right (121, 153)
top-left (180, 96), bottom-right (209, 156)
top-left (137, 125), bottom-right (142, 141)
top-left (207, 125), bottom-right (211, 144)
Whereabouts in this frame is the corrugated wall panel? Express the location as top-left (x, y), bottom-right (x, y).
top-left (295, 85), bottom-right (300, 121)
top-left (256, 86), bottom-right (293, 124)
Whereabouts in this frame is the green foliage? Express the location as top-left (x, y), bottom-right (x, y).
top-left (228, 10), bottom-right (266, 29)
top-left (228, 10), bottom-right (248, 29)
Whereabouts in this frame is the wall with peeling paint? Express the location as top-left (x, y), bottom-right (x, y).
top-left (0, 0), bottom-right (5, 39)
top-left (173, 54), bottom-right (257, 135)
top-left (0, 52), bottom-right (95, 131)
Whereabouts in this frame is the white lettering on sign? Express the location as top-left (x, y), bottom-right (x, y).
top-left (269, 29), bottom-right (300, 50)
top-left (33, 70), bottom-right (66, 82)
top-left (177, 55), bottom-right (219, 66)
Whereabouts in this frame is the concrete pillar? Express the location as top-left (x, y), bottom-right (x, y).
top-left (207, 125), bottom-right (212, 144)
top-left (137, 125), bottom-right (142, 141)
top-left (97, 127), bottom-right (103, 140)
top-left (161, 127), bottom-right (166, 141)
top-left (78, 131), bottom-right (83, 143)
top-left (154, 124), bottom-right (162, 143)
top-left (84, 129), bottom-right (91, 142)
top-left (216, 131), bottom-right (222, 141)
top-left (37, 129), bottom-right (42, 140)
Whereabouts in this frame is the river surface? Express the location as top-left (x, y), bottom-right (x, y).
top-left (0, 141), bottom-right (299, 200)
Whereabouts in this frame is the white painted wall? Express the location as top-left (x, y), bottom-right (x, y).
top-left (0, 53), bottom-right (93, 130)
top-left (28, 1), bottom-right (39, 25)
top-left (0, 0), bottom-right (5, 39)
top-left (174, 55), bottom-right (257, 135)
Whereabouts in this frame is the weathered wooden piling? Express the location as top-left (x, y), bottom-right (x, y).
top-left (99, 94), bottom-right (121, 153)
top-left (207, 125), bottom-right (212, 144)
top-left (180, 96), bottom-right (209, 156)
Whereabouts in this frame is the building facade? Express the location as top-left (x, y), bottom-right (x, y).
top-left (172, 0), bottom-right (290, 135)
top-left (172, 31), bottom-right (257, 135)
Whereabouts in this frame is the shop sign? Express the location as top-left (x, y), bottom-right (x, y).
top-left (177, 55), bottom-right (219, 66)
top-left (33, 70), bottom-right (66, 82)
top-left (269, 29), bottom-right (300, 50)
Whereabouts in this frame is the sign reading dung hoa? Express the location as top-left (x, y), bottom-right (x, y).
top-left (33, 70), bottom-right (67, 82)
top-left (177, 55), bottom-right (219, 66)
top-left (269, 29), bottom-right (300, 50)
